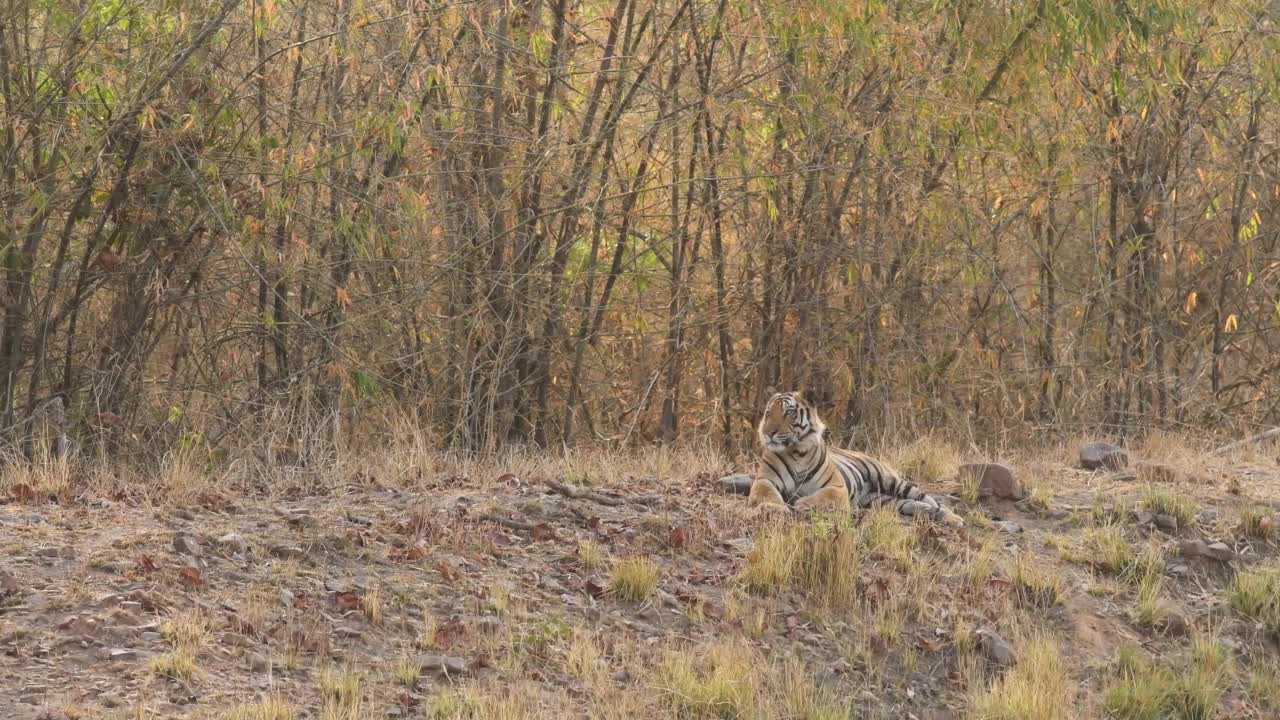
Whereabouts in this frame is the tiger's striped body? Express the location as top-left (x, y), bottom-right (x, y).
top-left (749, 391), bottom-right (963, 526)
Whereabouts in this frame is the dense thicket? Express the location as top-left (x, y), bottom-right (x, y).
top-left (2, 0), bottom-right (1277, 461)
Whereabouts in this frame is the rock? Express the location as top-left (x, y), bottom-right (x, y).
top-left (103, 648), bottom-right (138, 661)
top-left (269, 545), bottom-right (306, 560)
top-left (1080, 442), bottom-right (1128, 471)
top-left (1154, 514), bottom-right (1178, 532)
top-left (1133, 511), bottom-right (1155, 526)
top-left (140, 632), bottom-right (163, 643)
top-left (334, 626), bottom-right (363, 640)
top-left (993, 520), bottom-right (1023, 534)
top-left (960, 463), bottom-right (1024, 501)
top-left (173, 534), bottom-right (203, 557)
top-left (1105, 469), bottom-right (1138, 482)
top-left (174, 508), bottom-right (196, 521)
top-left (1159, 611), bottom-right (1189, 637)
top-left (718, 474), bottom-right (754, 496)
top-left (1169, 564), bottom-right (1189, 576)
top-left (417, 654), bottom-right (469, 676)
top-left (216, 533), bottom-right (247, 554)
top-left (246, 652), bottom-right (271, 672)
top-left (1205, 542), bottom-right (1235, 562)
top-left (1179, 539), bottom-right (1236, 563)
top-left (976, 628), bottom-right (1015, 667)
top-left (279, 589), bottom-right (295, 607)
top-left (1137, 463), bottom-right (1179, 483)
top-left (223, 633), bottom-right (257, 647)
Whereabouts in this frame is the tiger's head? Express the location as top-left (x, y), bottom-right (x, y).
top-left (757, 391), bottom-right (826, 454)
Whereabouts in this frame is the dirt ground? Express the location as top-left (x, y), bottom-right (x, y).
top-left (1, 437), bottom-right (1278, 719)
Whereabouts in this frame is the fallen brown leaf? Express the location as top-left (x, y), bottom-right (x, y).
top-left (178, 566), bottom-right (203, 588)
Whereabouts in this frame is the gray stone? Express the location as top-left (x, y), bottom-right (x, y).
top-left (1080, 442), bottom-right (1129, 471)
top-left (1159, 611), bottom-right (1189, 637)
top-left (216, 532), bottom-right (248, 554)
top-left (994, 520), bottom-right (1023, 534)
top-left (417, 654), bottom-right (469, 676)
top-left (246, 652), bottom-right (271, 672)
top-left (104, 648), bottom-right (138, 661)
top-left (269, 545), bottom-right (306, 560)
top-left (1179, 539), bottom-right (1236, 563)
top-left (173, 534), bottom-right (203, 557)
top-left (279, 589), bottom-right (295, 607)
top-left (1205, 542), bottom-right (1235, 562)
top-left (960, 463), bottom-right (1025, 501)
top-left (976, 628), bottom-right (1015, 666)
top-left (1154, 514), bottom-right (1178, 532)
top-left (718, 474), bottom-right (754, 496)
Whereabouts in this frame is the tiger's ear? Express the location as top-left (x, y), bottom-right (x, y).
top-left (792, 390), bottom-right (805, 404)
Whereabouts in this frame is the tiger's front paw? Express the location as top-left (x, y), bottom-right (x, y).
top-left (749, 501), bottom-right (793, 522)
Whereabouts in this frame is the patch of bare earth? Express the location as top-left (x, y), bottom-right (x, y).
top-left (0, 438), bottom-right (1277, 719)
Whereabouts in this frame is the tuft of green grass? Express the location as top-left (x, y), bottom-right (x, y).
top-left (861, 506), bottom-right (917, 569)
top-left (1104, 644), bottom-right (1174, 720)
top-left (1084, 524), bottom-right (1136, 574)
top-left (968, 633), bottom-right (1071, 719)
top-left (609, 556), bottom-right (660, 602)
top-left (1142, 486), bottom-right (1197, 529)
top-left (1249, 659), bottom-right (1280, 712)
top-left (1103, 635), bottom-right (1232, 720)
top-left (1229, 566), bottom-right (1280, 636)
top-left (1237, 508), bottom-right (1277, 541)
top-left (1128, 563), bottom-right (1166, 630)
top-left (394, 654), bottom-right (421, 687)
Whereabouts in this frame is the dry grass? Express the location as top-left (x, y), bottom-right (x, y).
top-left (654, 638), bottom-right (847, 719)
top-left (318, 664), bottom-right (363, 720)
top-left (738, 516), bottom-right (862, 608)
top-left (958, 466), bottom-right (984, 506)
top-left (892, 436), bottom-right (963, 486)
top-left (609, 556), bottom-right (660, 602)
top-left (150, 649), bottom-right (200, 682)
top-left (152, 608), bottom-right (210, 682)
top-left (1, 454), bottom-right (76, 502)
top-left (968, 632), bottom-right (1072, 719)
top-left (415, 612), bottom-right (439, 650)
top-left (1010, 553), bottom-right (1063, 610)
top-left (222, 696), bottom-right (294, 720)
top-left (577, 539), bottom-right (605, 570)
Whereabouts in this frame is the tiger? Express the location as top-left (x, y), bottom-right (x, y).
top-left (748, 391), bottom-right (964, 527)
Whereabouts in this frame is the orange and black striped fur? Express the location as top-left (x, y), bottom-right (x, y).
top-left (748, 392), bottom-right (963, 526)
